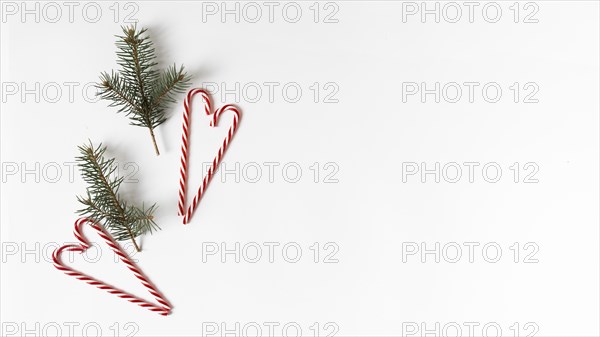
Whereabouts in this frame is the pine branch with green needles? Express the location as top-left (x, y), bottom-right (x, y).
top-left (76, 141), bottom-right (160, 251)
top-left (97, 25), bottom-right (190, 156)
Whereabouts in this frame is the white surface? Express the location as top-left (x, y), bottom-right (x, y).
top-left (1, 1), bottom-right (599, 336)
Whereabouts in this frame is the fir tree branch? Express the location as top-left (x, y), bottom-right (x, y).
top-left (97, 25), bottom-right (190, 156)
top-left (76, 141), bottom-right (160, 251)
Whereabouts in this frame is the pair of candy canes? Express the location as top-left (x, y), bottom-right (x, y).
top-left (53, 89), bottom-right (241, 315)
top-left (178, 88), bottom-right (241, 224)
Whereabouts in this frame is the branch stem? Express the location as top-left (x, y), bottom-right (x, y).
top-left (149, 127), bottom-right (160, 156)
top-left (126, 227), bottom-right (141, 252)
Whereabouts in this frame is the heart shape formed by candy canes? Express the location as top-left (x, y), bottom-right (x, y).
top-left (177, 88), bottom-right (241, 224)
top-left (52, 218), bottom-right (172, 316)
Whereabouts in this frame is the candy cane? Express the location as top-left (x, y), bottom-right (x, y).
top-left (183, 104), bottom-right (240, 224)
top-left (53, 218), bottom-right (172, 316)
top-left (178, 89), bottom-right (211, 216)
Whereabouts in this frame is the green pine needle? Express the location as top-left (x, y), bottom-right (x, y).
top-left (97, 25), bottom-right (191, 156)
top-left (76, 141), bottom-right (160, 251)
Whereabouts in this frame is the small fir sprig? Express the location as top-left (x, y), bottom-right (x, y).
top-left (97, 25), bottom-right (190, 155)
top-left (76, 142), bottom-right (159, 252)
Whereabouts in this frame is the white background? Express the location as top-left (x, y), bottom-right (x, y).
top-left (1, 1), bottom-right (599, 336)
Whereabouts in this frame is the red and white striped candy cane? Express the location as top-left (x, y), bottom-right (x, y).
top-left (178, 89), bottom-right (211, 216)
top-left (53, 218), bottom-right (172, 316)
top-left (183, 104), bottom-right (240, 224)
top-left (177, 87), bottom-right (241, 224)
